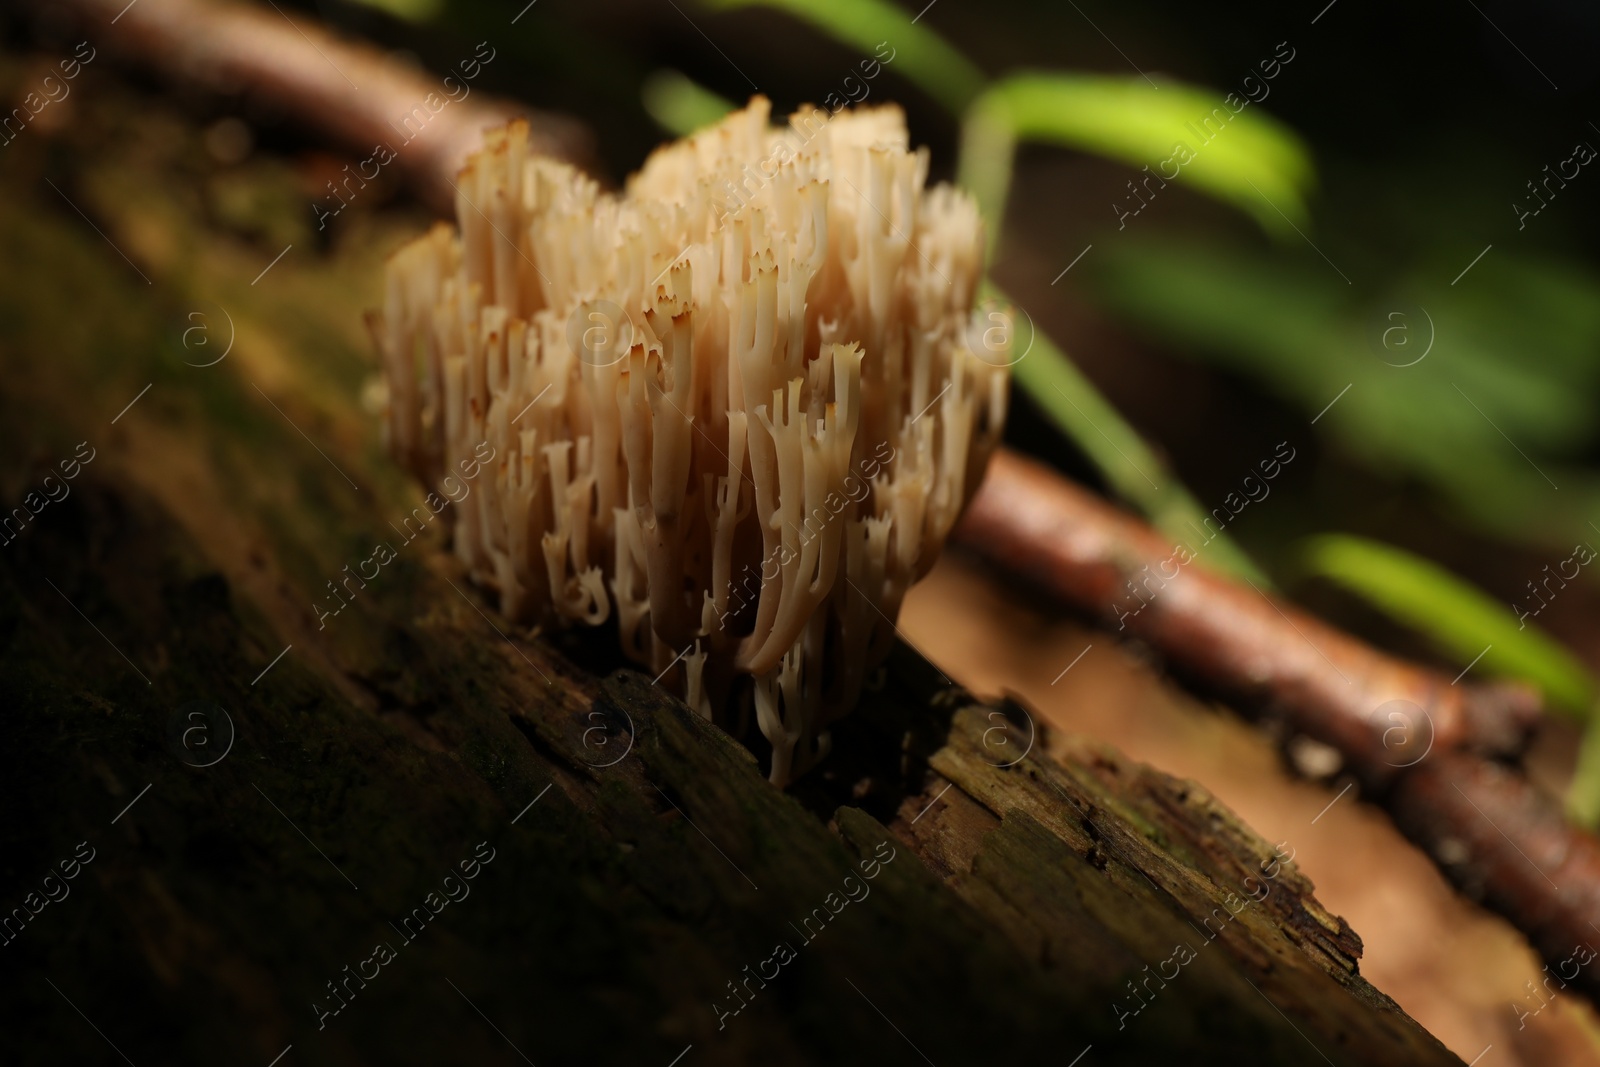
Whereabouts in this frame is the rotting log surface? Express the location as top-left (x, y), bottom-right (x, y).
top-left (0, 52), bottom-right (1459, 1066)
top-left (0, 482), bottom-right (1458, 1065)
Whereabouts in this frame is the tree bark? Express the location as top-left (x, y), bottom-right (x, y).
top-left (0, 474), bottom-right (1458, 1065)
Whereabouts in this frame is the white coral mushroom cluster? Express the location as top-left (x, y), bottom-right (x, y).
top-left (374, 97), bottom-right (1009, 784)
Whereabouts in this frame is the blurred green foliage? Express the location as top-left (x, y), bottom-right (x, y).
top-left (337, 0), bottom-right (443, 20)
top-left (642, 69), bottom-right (741, 137)
top-left (1298, 533), bottom-right (1600, 822)
top-left (959, 73), bottom-right (1312, 248)
top-left (1298, 534), bottom-right (1594, 714)
top-left (705, 0), bottom-right (985, 112)
top-left (1093, 242), bottom-right (1600, 547)
top-left (994, 279), bottom-right (1266, 581)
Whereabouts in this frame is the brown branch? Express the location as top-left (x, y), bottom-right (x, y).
top-left (35, 0), bottom-right (596, 212)
top-left (956, 448), bottom-right (1541, 766)
top-left (1389, 752), bottom-right (1600, 1006)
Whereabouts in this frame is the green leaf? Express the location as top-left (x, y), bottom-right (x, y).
top-left (1091, 240), bottom-right (1600, 543)
top-left (1297, 533), bottom-right (1595, 714)
top-left (1569, 719), bottom-right (1600, 827)
top-left (339, 0), bottom-right (443, 20)
top-left (968, 73), bottom-right (1314, 240)
top-left (958, 94), bottom-right (1018, 262)
top-left (701, 0), bottom-right (986, 114)
top-left (643, 70), bottom-right (737, 136)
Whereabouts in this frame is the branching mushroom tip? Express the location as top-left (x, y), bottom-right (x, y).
top-left (374, 97), bottom-right (1009, 784)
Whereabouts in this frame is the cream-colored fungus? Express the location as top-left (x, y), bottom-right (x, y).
top-left (374, 97), bottom-right (1008, 784)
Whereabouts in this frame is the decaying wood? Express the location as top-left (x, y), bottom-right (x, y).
top-left (0, 477), bottom-right (1456, 1065)
top-left (0, 46), bottom-right (1461, 1065)
top-left (895, 702), bottom-right (1448, 1061)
